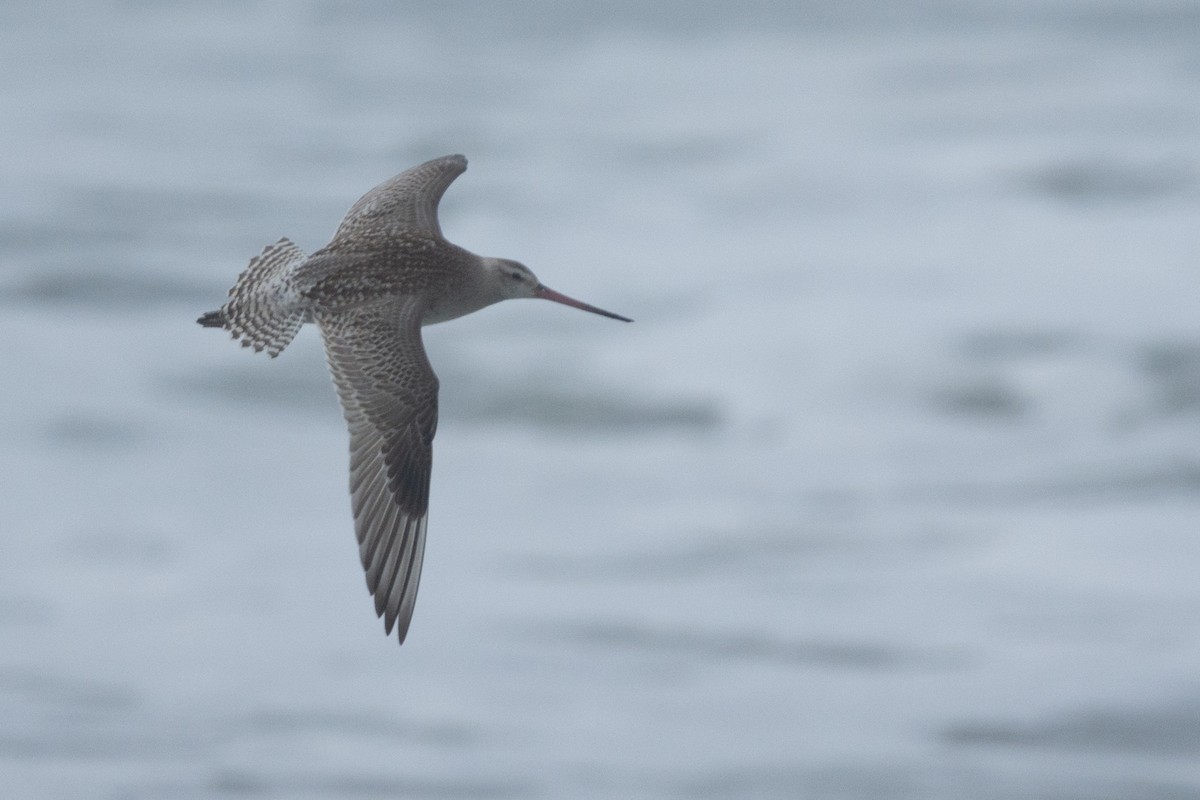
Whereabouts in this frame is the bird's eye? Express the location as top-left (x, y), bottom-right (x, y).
top-left (508, 271), bottom-right (522, 281)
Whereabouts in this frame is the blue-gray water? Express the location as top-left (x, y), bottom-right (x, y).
top-left (3, 1), bottom-right (1200, 798)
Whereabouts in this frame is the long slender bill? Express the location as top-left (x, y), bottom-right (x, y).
top-left (535, 285), bottom-right (632, 322)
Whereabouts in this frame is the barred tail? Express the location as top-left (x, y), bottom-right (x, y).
top-left (200, 237), bottom-right (310, 358)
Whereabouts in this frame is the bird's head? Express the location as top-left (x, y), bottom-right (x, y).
top-left (486, 258), bottom-right (542, 300)
top-left (483, 258), bottom-right (632, 322)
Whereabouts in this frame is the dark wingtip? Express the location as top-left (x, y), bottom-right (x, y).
top-left (382, 612), bottom-right (409, 646)
top-left (197, 309), bottom-right (226, 328)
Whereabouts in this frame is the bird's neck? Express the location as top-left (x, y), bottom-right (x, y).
top-left (421, 259), bottom-right (502, 326)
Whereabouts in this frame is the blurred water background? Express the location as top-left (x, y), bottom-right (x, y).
top-left (2, 1), bottom-right (1200, 797)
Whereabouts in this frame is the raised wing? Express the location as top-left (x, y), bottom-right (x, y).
top-left (316, 297), bottom-right (439, 644)
top-left (330, 154), bottom-right (467, 244)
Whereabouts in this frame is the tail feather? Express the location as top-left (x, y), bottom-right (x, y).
top-left (203, 238), bottom-right (309, 357)
top-left (197, 309), bottom-right (226, 327)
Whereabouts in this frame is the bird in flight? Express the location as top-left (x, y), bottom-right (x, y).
top-left (199, 154), bottom-right (630, 643)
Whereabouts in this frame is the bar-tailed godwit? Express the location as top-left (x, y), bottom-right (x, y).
top-left (199, 155), bottom-right (630, 644)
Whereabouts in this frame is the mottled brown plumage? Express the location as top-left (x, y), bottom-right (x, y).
top-left (199, 154), bottom-right (630, 644)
